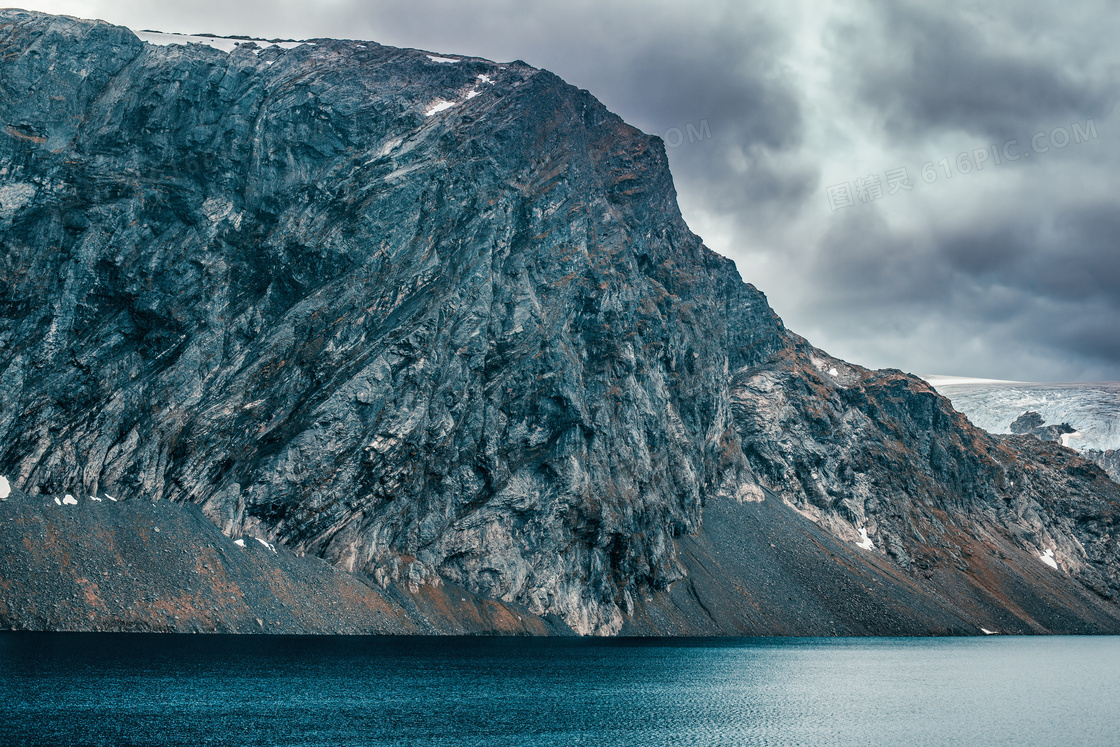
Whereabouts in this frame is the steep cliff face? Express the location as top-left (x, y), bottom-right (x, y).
top-left (729, 343), bottom-right (1120, 616)
top-left (1, 10), bottom-right (1118, 635)
top-left (0, 10), bottom-right (784, 634)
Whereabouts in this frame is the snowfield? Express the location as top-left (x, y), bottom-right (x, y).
top-left (923, 378), bottom-right (1120, 453)
top-left (134, 30), bottom-right (310, 54)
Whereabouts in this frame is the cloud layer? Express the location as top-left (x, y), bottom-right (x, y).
top-left (24, 0), bottom-right (1120, 381)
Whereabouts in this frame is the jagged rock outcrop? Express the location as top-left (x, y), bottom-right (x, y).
top-left (729, 345), bottom-right (1120, 611)
top-left (1010, 410), bottom-right (1074, 442)
top-left (1005, 411), bottom-right (1119, 484)
top-left (2, 10), bottom-right (1119, 635)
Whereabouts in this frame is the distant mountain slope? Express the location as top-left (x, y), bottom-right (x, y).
top-left (2, 10), bottom-right (1119, 635)
top-left (927, 378), bottom-right (1120, 483)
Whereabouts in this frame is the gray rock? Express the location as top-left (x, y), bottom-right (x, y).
top-left (1010, 410), bottom-right (1075, 442)
top-left (1085, 449), bottom-right (1120, 484)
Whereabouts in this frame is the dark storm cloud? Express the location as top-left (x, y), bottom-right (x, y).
top-left (934, 201), bottom-right (1120, 308)
top-left (938, 226), bottom-right (1032, 279)
top-left (813, 209), bottom-right (953, 306)
top-left (766, 0), bottom-right (1120, 380)
top-left (799, 183), bottom-right (1120, 378)
top-left (846, 1), bottom-right (1113, 143)
top-left (1036, 202), bottom-right (1120, 304)
top-left (1039, 308), bottom-right (1120, 367)
top-left (582, 24), bottom-right (817, 217)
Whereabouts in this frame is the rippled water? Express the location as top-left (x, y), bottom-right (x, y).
top-left (2, 634), bottom-right (1119, 746)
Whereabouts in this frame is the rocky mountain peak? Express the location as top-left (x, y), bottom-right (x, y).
top-left (2, 9), bottom-right (1119, 636)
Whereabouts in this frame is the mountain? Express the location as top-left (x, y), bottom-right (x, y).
top-left (2, 10), bottom-right (1119, 635)
top-left (927, 377), bottom-right (1120, 483)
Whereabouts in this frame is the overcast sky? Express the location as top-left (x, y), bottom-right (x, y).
top-left (23, 0), bottom-right (1120, 381)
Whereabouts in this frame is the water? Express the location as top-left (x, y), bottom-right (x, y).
top-left (2, 634), bottom-right (1119, 746)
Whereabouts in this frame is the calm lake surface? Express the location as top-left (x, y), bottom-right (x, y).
top-left (2, 634), bottom-right (1118, 746)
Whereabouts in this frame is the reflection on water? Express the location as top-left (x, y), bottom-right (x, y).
top-left (2, 634), bottom-right (1119, 746)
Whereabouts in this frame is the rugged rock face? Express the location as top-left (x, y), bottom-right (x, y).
top-left (729, 344), bottom-right (1120, 614)
top-left (2, 10), bottom-right (1119, 635)
top-left (1009, 411), bottom-right (1074, 442)
top-left (1086, 450), bottom-right (1120, 483)
top-left (927, 379), bottom-right (1120, 485)
top-left (1006, 410), bottom-right (1119, 483)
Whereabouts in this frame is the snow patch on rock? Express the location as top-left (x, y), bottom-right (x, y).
top-left (134, 30), bottom-right (310, 54)
top-left (1059, 430), bottom-right (1083, 448)
top-left (425, 100), bottom-right (456, 116)
top-left (855, 526), bottom-right (875, 550)
top-left (202, 197), bottom-right (241, 228)
top-left (1039, 548), bottom-right (1059, 570)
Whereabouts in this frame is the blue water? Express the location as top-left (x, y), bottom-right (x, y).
top-left (2, 634), bottom-right (1118, 746)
